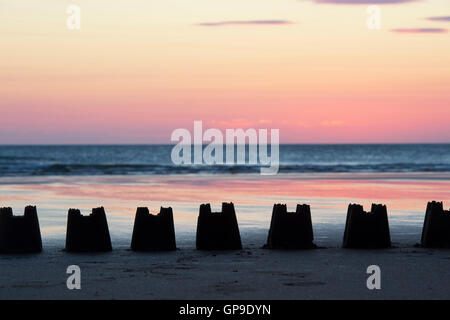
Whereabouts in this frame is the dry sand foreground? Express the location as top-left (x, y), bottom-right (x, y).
top-left (0, 231), bottom-right (449, 300)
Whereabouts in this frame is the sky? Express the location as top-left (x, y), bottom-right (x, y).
top-left (0, 0), bottom-right (449, 144)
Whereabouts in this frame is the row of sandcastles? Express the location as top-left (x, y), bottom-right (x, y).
top-left (0, 201), bottom-right (449, 253)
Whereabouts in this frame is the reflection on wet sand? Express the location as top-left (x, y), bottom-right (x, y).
top-left (0, 173), bottom-right (449, 244)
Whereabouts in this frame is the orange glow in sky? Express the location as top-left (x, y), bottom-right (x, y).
top-left (0, 0), bottom-right (449, 143)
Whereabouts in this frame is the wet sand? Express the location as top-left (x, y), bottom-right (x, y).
top-left (0, 173), bottom-right (449, 299)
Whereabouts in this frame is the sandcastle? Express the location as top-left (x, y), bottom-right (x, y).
top-left (343, 204), bottom-right (391, 249)
top-left (196, 202), bottom-right (242, 250)
top-left (65, 207), bottom-right (112, 252)
top-left (421, 201), bottom-right (450, 248)
top-left (0, 206), bottom-right (42, 253)
top-left (264, 204), bottom-right (316, 249)
top-left (131, 206), bottom-right (177, 251)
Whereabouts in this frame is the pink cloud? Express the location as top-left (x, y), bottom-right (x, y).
top-left (426, 16), bottom-right (450, 22)
top-left (390, 28), bottom-right (447, 33)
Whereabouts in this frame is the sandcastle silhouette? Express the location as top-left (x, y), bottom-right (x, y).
top-left (0, 206), bottom-right (42, 253)
top-left (65, 207), bottom-right (112, 252)
top-left (264, 204), bottom-right (316, 249)
top-left (343, 204), bottom-right (391, 249)
top-left (131, 207), bottom-right (176, 251)
top-left (3, 200), bottom-right (450, 252)
top-left (421, 201), bottom-right (450, 248)
top-left (196, 202), bottom-right (242, 250)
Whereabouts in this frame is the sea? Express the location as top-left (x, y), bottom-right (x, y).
top-left (0, 144), bottom-right (449, 247)
top-left (0, 144), bottom-right (449, 176)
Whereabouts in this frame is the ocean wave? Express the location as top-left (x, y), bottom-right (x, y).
top-left (0, 162), bottom-right (450, 176)
top-left (1, 144), bottom-right (449, 176)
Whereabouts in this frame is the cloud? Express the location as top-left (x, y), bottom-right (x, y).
top-left (390, 28), bottom-right (448, 33)
top-left (314, 0), bottom-right (418, 4)
top-left (196, 20), bottom-right (293, 27)
top-left (426, 16), bottom-right (450, 22)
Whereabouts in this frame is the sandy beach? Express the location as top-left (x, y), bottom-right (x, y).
top-left (1, 238), bottom-right (450, 299)
top-left (1, 173), bottom-right (449, 299)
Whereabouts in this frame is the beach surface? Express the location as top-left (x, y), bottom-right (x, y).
top-left (0, 173), bottom-right (449, 299)
top-left (1, 240), bottom-right (450, 300)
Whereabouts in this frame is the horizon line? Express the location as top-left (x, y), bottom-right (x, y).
top-left (0, 142), bottom-right (449, 146)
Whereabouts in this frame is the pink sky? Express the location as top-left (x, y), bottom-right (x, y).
top-left (0, 0), bottom-right (449, 144)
